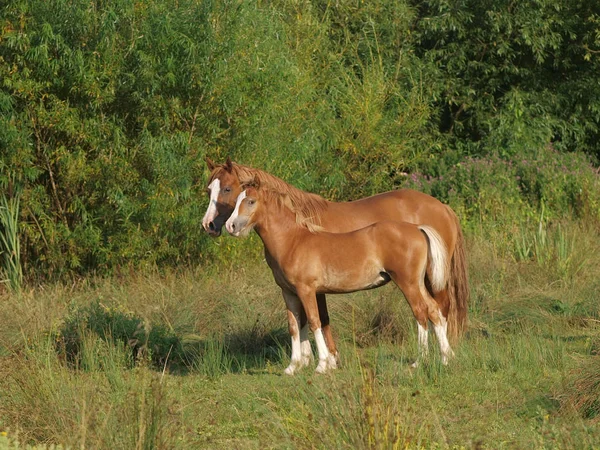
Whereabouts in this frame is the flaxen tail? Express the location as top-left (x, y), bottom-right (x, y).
top-left (446, 206), bottom-right (469, 342)
top-left (417, 225), bottom-right (450, 295)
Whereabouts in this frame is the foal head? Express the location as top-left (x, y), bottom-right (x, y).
top-left (202, 157), bottom-right (243, 237)
top-left (225, 186), bottom-right (261, 237)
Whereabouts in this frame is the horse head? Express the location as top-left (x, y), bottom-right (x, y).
top-left (202, 157), bottom-right (243, 236)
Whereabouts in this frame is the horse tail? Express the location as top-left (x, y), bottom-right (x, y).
top-left (417, 225), bottom-right (449, 294)
top-left (445, 206), bottom-right (469, 341)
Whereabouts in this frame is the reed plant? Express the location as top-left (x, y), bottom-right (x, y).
top-left (0, 194), bottom-right (22, 292)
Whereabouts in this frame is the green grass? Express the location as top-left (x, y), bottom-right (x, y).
top-left (0, 222), bottom-right (599, 449)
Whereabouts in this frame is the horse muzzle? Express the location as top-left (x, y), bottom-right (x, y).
top-left (207, 221), bottom-right (222, 237)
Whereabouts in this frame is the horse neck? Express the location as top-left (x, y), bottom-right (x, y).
top-left (254, 197), bottom-right (307, 263)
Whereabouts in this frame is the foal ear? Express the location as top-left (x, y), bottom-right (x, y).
top-left (205, 156), bottom-right (216, 171)
top-left (224, 157), bottom-right (233, 173)
top-left (241, 174), bottom-right (261, 190)
top-left (251, 174), bottom-right (261, 189)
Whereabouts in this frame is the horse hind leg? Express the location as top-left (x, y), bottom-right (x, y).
top-left (394, 277), bottom-right (454, 367)
top-left (391, 278), bottom-right (431, 367)
top-left (412, 319), bottom-right (429, 368)
top-left (419, 287), bottom-right (454, 365)
top-left (430, 309), bottom-right (455, 365)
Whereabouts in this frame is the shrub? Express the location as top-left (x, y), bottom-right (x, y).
top-left (404, 145), bottom-right (600, 226)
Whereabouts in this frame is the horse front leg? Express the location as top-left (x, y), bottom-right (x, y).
top-left (317, 293), bottom-right (339, 364)
top-left (296, 286), bottom-right (337, 374)
top-left (281, 290), bottom-right (311, 375)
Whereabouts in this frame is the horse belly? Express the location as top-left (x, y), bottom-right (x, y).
top-left (320, 266), bottom-right (388, 294)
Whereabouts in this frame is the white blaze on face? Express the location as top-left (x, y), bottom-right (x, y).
top-left (202, 178), bottom-right (220, 231)
top-left (225, 190), bottom-right (247, 235)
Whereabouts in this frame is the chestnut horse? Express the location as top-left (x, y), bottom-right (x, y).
top-left (202, 158), bottom-right (469, 361)
top-left (225, 184), bottom-right (454, 373)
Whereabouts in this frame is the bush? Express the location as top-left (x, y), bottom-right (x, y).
top-left (404, 145), bottom-right (600, 226)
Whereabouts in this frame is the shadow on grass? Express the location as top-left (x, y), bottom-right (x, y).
top-left (55, 300), bottom-right (291, 378)
top-left (180, 326), bottom-right (291, 377)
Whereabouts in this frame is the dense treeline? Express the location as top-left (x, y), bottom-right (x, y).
top-left (1, 0), bottom-right (599, 279)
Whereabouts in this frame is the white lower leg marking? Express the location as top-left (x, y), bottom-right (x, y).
top-left (284, 330), bottom-right (303, 375)
top-left (202, 178), bottom-right (220, 231)
top-left (433, 315), bottom-right (454, 365)
top-left (411, 322), bottom-right (429, 368)
top-left (314, 328), bottom-right (336, 373)
top-left (300, 324), bottom-right (313, 365)
top-left (283, 296), bottom-right (304, 376)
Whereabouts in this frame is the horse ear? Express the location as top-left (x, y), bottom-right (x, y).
top-left (224, 157), bottom-right (233, 173)
top-left (205, 156), bottom-right (216, 171)
top-left (252, 174), bottom-right (261, 189)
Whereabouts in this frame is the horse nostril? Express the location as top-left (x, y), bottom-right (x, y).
top-left (208, 221), bottom-right (216, 231)
top-left (231, 223), bottom-right (236, 231)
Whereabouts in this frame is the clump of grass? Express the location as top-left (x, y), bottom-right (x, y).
top-left (0, 335), bottom-right (174, 448)
top-left (57, 301), bottom-right (187, 372)
top-left (183, 334), bottom-right (236, 379)
top-left (512, 210), bottom-right (586, 284)
top-left (560, 355), bottom-right (600, 421)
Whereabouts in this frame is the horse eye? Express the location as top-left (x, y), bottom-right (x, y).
top-left (248, 199), bottom-right (255, 206)
top-left (223, 187), bottom-right (231, 193)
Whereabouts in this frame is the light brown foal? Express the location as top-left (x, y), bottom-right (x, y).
top-left (225, 185), bottom-right (454, 374)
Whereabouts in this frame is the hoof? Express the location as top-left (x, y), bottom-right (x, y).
top-left (441, 348), bottom-right (455, 366)
top-left (315, 361), bottom-right (329, 374)
top-left (315, 355), bottom-right (337, 374)
top-left (300, 355), bottom-right (312, 367)
top-left (284, 359), bottom-right (306, 376)
top-left (326, 354), bottom-right (337, 370)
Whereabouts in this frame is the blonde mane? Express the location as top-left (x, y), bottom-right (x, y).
top-left (211, 162), bottom-right (328, 233)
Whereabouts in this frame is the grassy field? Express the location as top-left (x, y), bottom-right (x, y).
top-left (0, 222), bottom-right (599, 449)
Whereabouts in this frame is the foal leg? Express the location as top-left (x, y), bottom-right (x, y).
top-left (430, 286), bottom-right (450, 323)
top-left (429, 307), bottom-right (455, 365)
top-left (412, 320), bottom-right (429, 368)
top-left (317, 293), bottom-right (339, 361)
top-left (297, 286), bottom-right (337, 374)
top-left (298, 308), bottom-right (313, 367)
top-left (414, 285), bottom-right (455, 365)
top-left (281, 290), bottom-right (310, 375)
top-left (392, 278), bottom-right (433, 368)
top-left (298, 294), bottom-right (337, 366)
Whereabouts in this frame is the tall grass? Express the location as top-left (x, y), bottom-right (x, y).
top-left (0, 194), bottom-right (22, 292)
top-left (513, 207), bottom-right (586, 284)
top-left (0, 218), bottom-right (599, 448)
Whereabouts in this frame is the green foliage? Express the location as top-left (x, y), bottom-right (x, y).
top-left (411, 0), bottom-right (600, 156)
top-left (0, 194), bottom-right (22, 292)
top-left (0, 0), bottom-right (599, 280)
top-left (406, 145), bottom-right (600, 226)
